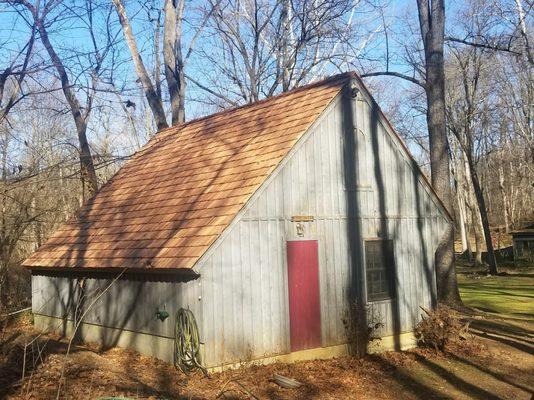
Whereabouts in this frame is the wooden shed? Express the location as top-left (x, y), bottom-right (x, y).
top-left (24, 72), bottom-right (450, 369)
top-left (511, 225), bottom-right (534, 263)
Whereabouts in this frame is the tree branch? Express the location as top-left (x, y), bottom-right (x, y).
top-left (113, 0), bottom-right (168, 130)
top-left (445, 36), bottom-right (523, 57)
top-left (360, 71), bottom-right (425, 88)
top-left (186, 74), bottom-right (240, 107)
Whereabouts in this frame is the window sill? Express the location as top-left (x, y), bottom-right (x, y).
top-left (367, 298), bottom-right (396, 305)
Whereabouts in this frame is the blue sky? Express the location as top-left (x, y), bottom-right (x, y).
top-left (0, 0), bottom-right (480, 164)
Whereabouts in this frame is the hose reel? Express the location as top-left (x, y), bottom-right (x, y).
top-left (174, 308), bottom-right (208, 377)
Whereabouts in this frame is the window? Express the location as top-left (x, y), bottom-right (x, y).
top-left (365, 240), bottom-right (395, 301)
top-left (515, 241), bottom-right (524, 258)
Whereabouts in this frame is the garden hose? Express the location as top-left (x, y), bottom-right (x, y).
top-left (174, 308), bottom-right (208, 377)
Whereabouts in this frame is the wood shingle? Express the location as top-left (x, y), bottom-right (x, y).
top-left (23, 74), bottom-right (349, 270)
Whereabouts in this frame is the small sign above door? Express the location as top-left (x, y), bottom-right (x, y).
top-left (291, 216), bottom-right (315, 222)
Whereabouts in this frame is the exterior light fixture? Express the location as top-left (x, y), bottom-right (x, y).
top-left (155, 308), bottom-right (169, 322)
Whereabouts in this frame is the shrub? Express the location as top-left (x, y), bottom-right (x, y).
top-left (342, 301), bottom-right (384, 357)
top-left (414, 305), bottom-right (469, 352)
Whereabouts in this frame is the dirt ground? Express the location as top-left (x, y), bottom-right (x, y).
top-left (2, 266), bottom-right (533, 400)
top-left (1, 308), bottom-right (532, 400)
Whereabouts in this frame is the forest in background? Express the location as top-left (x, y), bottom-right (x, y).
top-left (0, 0), bottom-right (532, 311)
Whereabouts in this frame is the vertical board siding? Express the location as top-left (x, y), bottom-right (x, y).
top-left (32, 273), bottom-right (202, 345)
top-left (33, 81), bottom-right (448, 368)
top-left (196, 87), bottom-right (447, 366)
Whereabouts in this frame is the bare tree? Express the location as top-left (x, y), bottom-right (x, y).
top-left (446, 0), bottom-right (533, 66)
top-left (113, 0), bottom-right (217, 127)
top-left (441, 0), bottom-right (533, 268)
top-left (112, 0), bottom-right (168, 130)
top-left (0, 103), bottom-right (70, 307)
top-left (416, 0), bottom-right (462, 303)
top-left (450, 138), bottom-right (476, 262)
top-left (191, 0), bottom-right (380, 107)
top-left (446, 43), bottom-right (499, 273)
top-left (163, 0), bottom-right (185, 125)
top-left (4, 0), bottom-right (120, 199)
top-left (0, 86), bottom-right (130, 311)
top-left (0, 22), bottom-right (37, 124)
top-left (362, 0), bottom-right (462, 304)
top-left (37, 20), bottom-right (98, 198)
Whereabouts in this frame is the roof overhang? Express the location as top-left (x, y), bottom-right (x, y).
top-left (29, 266), bottom-right (200, 282)
top-left (511, 231), bottom-right (534, 239)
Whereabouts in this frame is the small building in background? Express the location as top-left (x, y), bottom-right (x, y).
top-left (511, 225), bottom-right (534, 263)
top-left (24, 72), bottom-right (450, 370)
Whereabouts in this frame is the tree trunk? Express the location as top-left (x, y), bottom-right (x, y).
top-left (417, 0), bottom-right (462, 305)
top-left (498, 159), bottom-right (510, 233)
top-left (451, 140), bottom-right (471, 261)
top-left (498, 122), bottom-right (510, 233)
top-left (31, 197), bottom-right (42, 248)
top-left (163, 0), bottom-right (186, 125)
top-left (471, 205), bottom-right (483, 265)
top-left (465, 215), bottom-right (473, 261)
top-left (462, 152), bottom-right (483, 264)
top-left (0, 137), bottom-right (7, 304)
top-left (280, 0), bottom-right (291, 91)
top-left (467, 156), bottom-right (498, 274)
top-left (508, 159), bottom-right (516, 227)
top-left (457, 186), bottom-right (472, 261)
top-left (515, 0), bottom-right (533, 65)
top-left (36, 20), bottom-right (98, 198)
top-left (113, 0), bottom-right (169, 131)
top-left (153, 9), bottom-right (162, 101)
top-left (457, 189), bottom-right (467, 253)
top-left (0, 25), bottom-right (35, 124)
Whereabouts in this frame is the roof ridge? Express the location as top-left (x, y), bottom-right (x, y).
top-left (155, 72), bottom-right (355, 136)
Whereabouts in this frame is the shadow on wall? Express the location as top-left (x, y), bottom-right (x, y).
top-left (367, 91), bottom-right (401, 352)
top-left (40, 108), bottom-right (273, 366)
top-left (342, 79), bottom-right (437, 355)
top-left (342, 82), bottom-right (366, 356)
top-left (39, 79), bottom-right (441, 367)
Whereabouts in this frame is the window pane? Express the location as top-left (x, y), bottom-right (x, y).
top-left (516, 241), bottom-right (524, 257)
top-left (365, 240), bottom-right (395, 301)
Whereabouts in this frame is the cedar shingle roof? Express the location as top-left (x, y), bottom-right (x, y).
top-left (23, 73), bottom-right (350, 270)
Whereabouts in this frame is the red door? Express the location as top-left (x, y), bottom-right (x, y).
top-left (287, 240), bottom-right (321, 352)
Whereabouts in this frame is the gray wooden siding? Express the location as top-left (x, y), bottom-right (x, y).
top-left (195, 84), bottom-right (448, 367)
top-left (32, 274), bottom-right (201, 342)
top-left (32, 80), bottom-right (448, 368)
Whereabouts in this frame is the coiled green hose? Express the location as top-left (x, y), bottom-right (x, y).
top-left (174, 308), bottom-right (208, 377)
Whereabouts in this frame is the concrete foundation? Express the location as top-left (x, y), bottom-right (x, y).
top-left (35, 314), bottom-right (176, 363)
top-left (34, 314), bottom-right (417, 371)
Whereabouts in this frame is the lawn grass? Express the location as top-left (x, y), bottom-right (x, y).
top-left (458, 271), bottom-right (534, 319)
